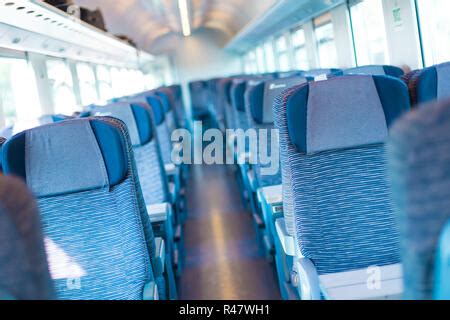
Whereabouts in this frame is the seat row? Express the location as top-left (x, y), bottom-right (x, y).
top-left (0, 85), bottom-right (189, 300)
top-left (190, 62), bottom-right (450, 300)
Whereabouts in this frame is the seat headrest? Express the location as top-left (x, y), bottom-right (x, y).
top-left (155, 91), bottom-right (171, 113)
top-left (127, 95), bottom-right (165, 126)
top-left (143, 95), bottom-right (166, 126)
top-left (286, 75), bottom-right (410, 154)
top-left (415, 62), bottom-right (450, 104)
top-left (91, 102), bottom-right (153, 146)
top-left (231, 80), bottom-right (247, 112)
top-left (224, 80), bottom-right (234, 105)
top-left (248, 76), bottom-right (309, 125)
top-left (344, 65), bottom-right (404, 77)
top-left (2, 118), bottom-right (128, 198)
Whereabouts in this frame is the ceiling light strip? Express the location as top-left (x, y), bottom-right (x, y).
top-left (178, 0), bottom-right (191, 37)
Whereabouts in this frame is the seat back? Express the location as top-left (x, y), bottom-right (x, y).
top-left (246, 76), bottom-right (309, 188)
top-left (167, 85), bottom-right (187, 128)
top-left (189, 80), bottom-right (209, 117)
top-left (0, 175), bottom-right (55, 300)
top-left (406, 61), bottom-right (450, 105)
top-left (129, 94), bottom-right (173, 166)
top-left (273, 75), bottom-right (409, 274)
top-left (90, 102), bottom-right (170, 206)
top-left (2, 118), bottom-right (156, 300)
top-left (219, 78), bottom-right (234, 129)
top-left (155, 88), bottom-right (177, 132)
top-left (388, 98), bottom-right (450, 299)
top-left (231, 79), bottom-right (250, 131)
top-left (231, 76), bottom-right (274, 131)
top-left (344, 65), bottom-right (404, 77)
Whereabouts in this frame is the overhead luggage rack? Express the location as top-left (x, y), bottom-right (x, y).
top-left (0, 0), bottom-right (154, 67)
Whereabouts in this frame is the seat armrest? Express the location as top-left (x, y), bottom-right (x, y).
top-left (295, 258), bottom-right (321, 300)
top-left (146, 203), bottom-right (171, 223)
top-left (155, 237), bottom-right (165, 273)
top-left (143, 281), bottom-right (159, 300)
top-left (168, 182), bottom-right (177, 204)
top-left (319, 264), bottom-right (403, 300)
top-left (246, 169), bottom-right (257, 192)
top-left (275, 218), bottom-right (295, 256)
top-left (257, 185), bottom-right (283, 215)
top-left (164, 163), bottom-right (178, 176)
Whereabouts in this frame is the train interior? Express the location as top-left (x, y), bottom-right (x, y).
top-left (0, 0), bottom-right (450, 301)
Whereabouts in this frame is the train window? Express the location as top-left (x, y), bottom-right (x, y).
top-left (243, 51), bottom-right (258, 74)
top-left (96, 65), bottom-right (114, 101)
top-left (111, 67), bottom-right (131, 97)
top-left (46, 59), bottom-right (77, 115)
top-left (416, 0), bottom-right (450, 65)
top-left (314, 13), bottom-right (338, 68)
top-left (291, 27), bottom-right (309, 70)
top-left (350, 0), bottom-right (390, 65)
top-left (134, 69), bottom-right (146, 90)
top-left (76, 63), bottom-right (99, 105)
top-left (263, 40), bottom-right (276, 72)
top-left (256, 46), bottom-right (266, 73)
top-left (0, 57), bottom-right (41, 128)
top-left (275, 35), bottom-right (290, 71)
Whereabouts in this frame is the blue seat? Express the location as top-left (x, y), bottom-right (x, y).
top-left (128, 95), bottom-right (186, 272)
top-left (89, 102), bottom-right (178, 298)
top-left (273, 75), bottom-right (410, 299)
top-left (0, 175), bottom-right (55, 300)
top-left (344, 65), bottom-right (404, 77)
top-left (155, 88), bottom-right (178, 133)
top-left (167, 85), bottom-right (188, 130)
top-left (231, 79), bottom-right (251, 132)
top-left (2, 118), bottom-right (163, 300)
top-left (246, 76), bottom-right (310, 299)
top-left (229, 75), bottom-right (277, 204)
top-left (405, 61), bottom-right (450, 106)
top-left (189, 80), bottom-right (210, 120)
top-left (205, 78), bottom-right (223, 130)
top-left (219, 78), bottom-right (235, 130)
top-left (388, 98), bottom-right (450, 300)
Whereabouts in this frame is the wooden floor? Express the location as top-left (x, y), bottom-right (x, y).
top-left (178, 164), bottom-right (281, 300)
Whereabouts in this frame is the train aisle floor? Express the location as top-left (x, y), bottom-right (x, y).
top-left (179, 164), bottom-right (281, 300)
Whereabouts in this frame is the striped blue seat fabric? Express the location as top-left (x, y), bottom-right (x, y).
top-left (2, 118), bottom-right (159, 300)
top-left (0, 175), bottom-right (55, 300)
top-left (90, 102), bottom-right (170, 206)
top-left (126, 94), bottom-right (174, 166)
top-left (388, 98), bottom-right (450, 300)
top-left (273, 75), bottom-right (410, 274)
top-left (245, 76), bottom-right (309, 189)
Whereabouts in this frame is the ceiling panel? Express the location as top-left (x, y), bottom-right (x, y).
top-left (73, 0), bottom-right (275, 54)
